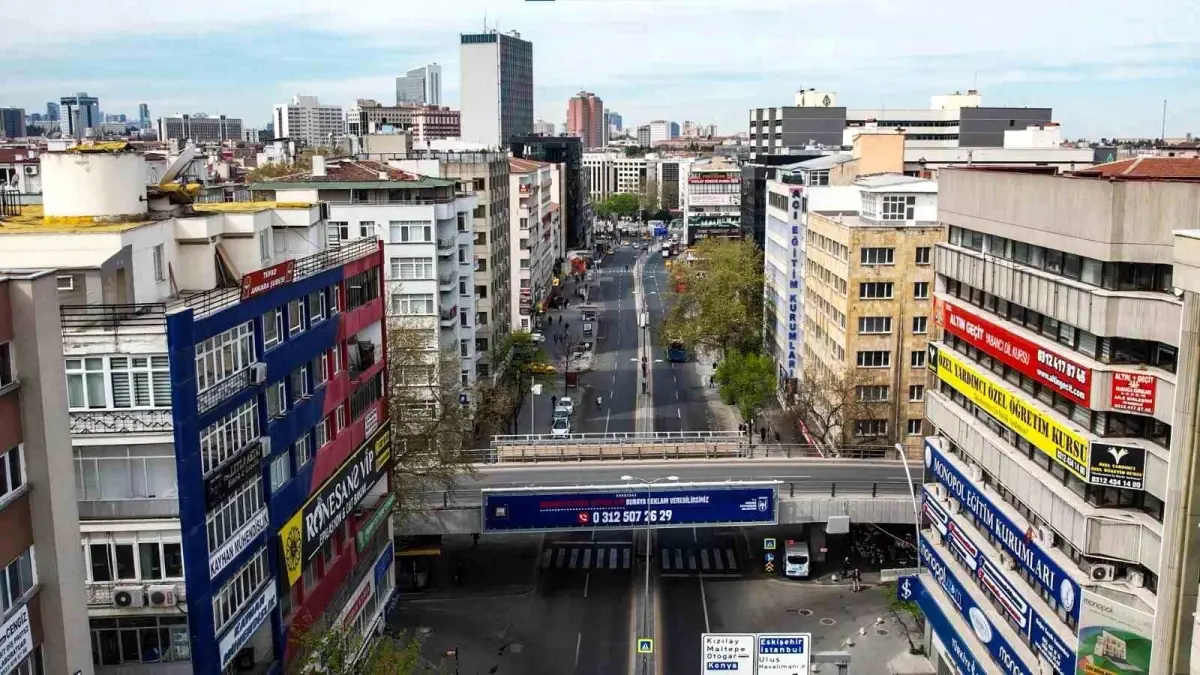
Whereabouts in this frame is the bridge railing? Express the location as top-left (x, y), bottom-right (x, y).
top-left (464, 441), bottom-right (904, 464)
top-left (413, 480), bottom-right (921, 509)
top-left (489, 430), bottom-right (745, 447)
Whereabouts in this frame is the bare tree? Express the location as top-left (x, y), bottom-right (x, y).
top-left (287, 619), bottom-right (433, 675)
top-left (783, 365), bottom-right (897, 452)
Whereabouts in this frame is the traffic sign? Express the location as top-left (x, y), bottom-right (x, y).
top-left (702, 633), bottom-right (754, 672)
top-left (764, 552), bottom-right (775, 562)
top-left (763, 537), bottom-right (776, 550)
top-left (756, 634), bottom-right (811, 673)
top-left (764, 561), bottom-right (775, 573)
top-left (637, 638), bottom-right (654, 654)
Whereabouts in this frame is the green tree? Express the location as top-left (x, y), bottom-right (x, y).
top-left (287, 621), bottom-right (434, 675)
top-left (661, 238), bottom-right (764, 356)
top-left (715, 351), bottom-right (777, 424)
top-left (591, 197), bottom-right (613, 221)
top-left (607, 193), bottom-right (640, 219)
top-left (639, 179), bottom-right (660, 219)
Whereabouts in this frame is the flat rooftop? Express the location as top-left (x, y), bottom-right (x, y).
top-left (0, 201), bottom-right (313, 234)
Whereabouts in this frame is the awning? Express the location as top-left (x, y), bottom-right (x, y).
top-left (395, 547), bottom-right (442, 558)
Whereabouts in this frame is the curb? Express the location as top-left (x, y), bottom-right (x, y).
top-left (397, 585), bottom-right (538, 603)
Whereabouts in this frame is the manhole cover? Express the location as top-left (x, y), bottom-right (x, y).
top-left (797, 609), bottom-right (814, 616)
top-left (416, 627), bottom-right (433, 636)
top-left (876, 629), bottom-right (889, 636)
top-left (510, 643), bottom-right (525, 654)
top-left (819, 618), bottom-right (836, 626)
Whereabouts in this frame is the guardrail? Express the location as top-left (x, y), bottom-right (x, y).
top-left (414, 480), bottom-right (921, 509)
top-left (490, 431), bottom-right (744, 447)
top-left (473, 442), bottom-right (747, 463)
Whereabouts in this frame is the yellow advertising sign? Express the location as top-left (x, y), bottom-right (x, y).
top-left (930, 344), bottom-right (1090, 481)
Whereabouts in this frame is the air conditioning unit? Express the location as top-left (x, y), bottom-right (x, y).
top-left (259, 437), bottom-right (272, 458)
top-left (23, 165), bottom-right (38, 176)
top-left (249, 363), bottom-right (268, 385)
top-left (147, 585), bottom-right (177, 606)
top-left (948, 498), bottom-right (962, 515)
top-left (113, 586), bottom-right (145, 608)
top-left (927, 484), bottom-right (947, 501)
top-left (967, 463), bottom-right (983, 482)
top-left (1128, 571), bottom-right (1145, 588)
top-left (1086, 561), bottom-right (1116, 582)
top-left (999, 553), bottom-right (1017, 571)
top-left (1036, 526), bottom-right (1056, 548)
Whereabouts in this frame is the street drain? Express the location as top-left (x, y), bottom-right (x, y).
top-left (819, 618), bottom-right (836, 626)
top-left (796, 609), bottom-right (814, 616)
top-left (876, 629), bottom-right (889, 636)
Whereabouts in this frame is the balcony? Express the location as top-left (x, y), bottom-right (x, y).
top-left (436, 238), bottom-right (456, 256)
top-left (79, 498), bottom-right (180, 520)
top-left (70, 409), bottom-right (174, 436)
top-left (439, 272), bottom-right (457, 290)
top-left (87, 581), bottom-right (187, 607)
top-left (347, 340), bottom-right (378, 381)
top-left (440, 306), bottom-right (458, 327)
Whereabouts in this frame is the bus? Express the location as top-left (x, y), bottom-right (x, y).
top-left (661, 242), bottom-right (671, 258)
top-left (667, 340), bottom-right (687, 362)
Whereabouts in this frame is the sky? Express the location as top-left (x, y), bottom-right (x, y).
top-left (1, 0), bottom-right (1197, 141)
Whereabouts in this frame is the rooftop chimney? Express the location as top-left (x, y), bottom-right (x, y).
top-left (312, 155), bottom-right (326, 177)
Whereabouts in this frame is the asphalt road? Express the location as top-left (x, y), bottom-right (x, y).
top-left (517, 245), bottom-right (642, 436)
top-left (658, 527), bottom-right (724, 674)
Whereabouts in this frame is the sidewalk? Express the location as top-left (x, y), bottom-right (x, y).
top-left (691, 352), bottom-right (742, 431)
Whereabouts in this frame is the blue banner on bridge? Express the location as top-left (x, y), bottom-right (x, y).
top-left (481, 485), bottom-right (777, 532)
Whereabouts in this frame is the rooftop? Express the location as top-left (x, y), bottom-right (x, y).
top-left (0, 202), bottom-right (313, 234)
top-left (0, 148), bottom-right (39, 164)
top-left (252, 158), bottom-right (457, 190)
top-left (855, 174), bottom-right (938, 192)
top-left (1071, 156), bottom-right (1200, 181)
top-left (510, 157), bottom-right (552, 173)
top-left (811, 212), bottom-right (940, 229)
top-left (788, 154), bottom-right (854, 171)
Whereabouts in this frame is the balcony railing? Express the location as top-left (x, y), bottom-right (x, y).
top-left (439, 306), bottom-right (458, 326)
top-left (60, 303), bottom-right (167, 330)
top-left (438, 272), bottom-right (456, 288)
top-left (324, 196), bottom-right (457, 206)
top-left (70, 409), bottom-right (174, 435)
top-left (196, 368), bottom-right (252, 415)
top-left (78, 498), bottom-right (180, 520)
top-left (436, 238), bottom-right (456, 252)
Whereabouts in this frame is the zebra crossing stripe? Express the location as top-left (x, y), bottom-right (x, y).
top-left (714, 550), bottom-right (724, 571)
top-left (556, 548), bottom-right (566, 568)
top-left (660, 548), bottom-right (670, 571)
top-left (701, 549), bottom-right (711, 571)
top-left (623, 548), bottom-right (631, 569)
top-left (569, 548), bottom-right (580, 569)
top-left (583, 548), bottom-right (592, 568)
top-left (726, 549), bottom-right (737, 570)
top-left (609, 548), bottom-right (618, 569)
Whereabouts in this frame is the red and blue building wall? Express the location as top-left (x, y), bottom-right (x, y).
top-left (166, 241), bottom-right (390, 674)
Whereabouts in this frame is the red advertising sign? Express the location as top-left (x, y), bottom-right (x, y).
top-left (687, 175), bottom-right (740, 184)
top-left (1110, 372), bottom-right (1157, 415)
top-left (240, 260), bottom-right (296, 301)
top-left (938, 299), bottom-right (1091, 406)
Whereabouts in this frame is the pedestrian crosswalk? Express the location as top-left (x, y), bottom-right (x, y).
top-left (660, 546), bottom-right (741, 576)
top-left (542, 544), bottom-right (633, 572)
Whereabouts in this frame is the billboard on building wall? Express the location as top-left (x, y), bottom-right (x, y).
top-left (1074, 591), bottom-right (1153, 675)
top-left (240, 259), bottom-right (296, 301)
top-left (1109, 372), bottom-right (1157, 415)
top-left (688, 193), bottom-right (741, 207)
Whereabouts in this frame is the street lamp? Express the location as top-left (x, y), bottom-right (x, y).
top-left (895, 443), bottom-right (922, 571)
top-left (621, 474), bottom-right (678, 671)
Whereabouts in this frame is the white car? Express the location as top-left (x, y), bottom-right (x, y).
top-left (553, 405), bottom-right (571, 420)
top-left (551, 417), bottom-right (571, 436)
top-left (557, 396), bottom-right (575, 415)
top-left (530, 332), bottom-right (545, 344)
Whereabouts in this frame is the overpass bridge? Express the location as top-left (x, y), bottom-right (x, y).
top-left (394, 454), bottom-right (920, 535)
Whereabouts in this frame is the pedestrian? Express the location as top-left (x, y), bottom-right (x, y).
top-left (760, 427), bottom-right (767, 444)
top-left (842, 556), bottom-right (849, 579)
top-left (852, 568), bottom-right (862, 592)
top-left (551, 395), bottom-right (558, 407)
top-left (559, 315), bottom-right (563, 324)
top-left (565, 322), bottom-right (570, 331)
top-left (774, 430), bottom-right (781, 444)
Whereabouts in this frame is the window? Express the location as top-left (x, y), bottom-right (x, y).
top-left (909, 384), bottom-right (925, 401)
top-left (330, 346), bottom-right (342, 374)
top-left (269, 452), bottom-right (291, 493)
top-left (263, 308), bottom-right (283, 350)
top-left (881, 195), bottom-right (916, 221)
top-left (335, 405), bottom-right (346, 432)
top-left (194, 321), bottom-right (256, 394)
top-left (312, 353), bottom-right (328, 388)
top-left (289, 365), bottom-right (310, 403)
top-left (315, 417), bottom-right (331, 448)
top-left (1, 547), bottom-right (35, 611)
top-left (359, 221), bottom-right (374, 238)
top-left (391, 257), bottom-right (434, 280)
top-left (287, 299), bottom-right (304, 335)
top-left (65, 358), bottom-right (107, 409)
top-left (912, 316), bottom-right (928, 334)
top-left (390, 221), bottom-right (432, 243)
top-left (329, 221), bottom-right (349, 241)
top-left (910, 350), bottom-right (926, 368)
top-left (205, 480), bottom-right (264, 561)
top-left (152, 244), bottom-right (165, 282)
top-left (0, 342), bottom-right (11, 388)
top-left (346, 268), bottom-right (380, 310)
top-left (266, 381), bottom-right (286, 419)
top-left (0, 445), bottom-right (24, 501)
top-left (308, 291), bottom-right (327, 325)
top-left (56, 275), bottom-right (74, 291)
top-left (913, 282), bottom-right (930, 299)
top-left (213, 549), bottom-right (269, 633)
top-left (854, 419), bottom-right (888, 437)
top-left (74, 445), bottom-right (176, 501)
top-left (860, 248), bottom-right (894, 265)
top-left (906, 418), bottom-right (924, 436)
top-left (519, 257), bottom-right (530, 269)
top-left (856, 351), bottom-right (890, 368)
top-left (915, 247), bottom-right (931, 265)
top-left (857, 317), bottom-right (892, 334)
top-left (856, 385), bottom-right (889, 402)
top-left (199, 399), bottom-right (260, 475)
top-left (90, 616), bottom-right (190, 665)
top-left (329, 284), bottom-right (340, 314)
top-left (137, 541), bottom-right (183, 580)
top-left (394, 293), bottom-right (435, 315)
top-left (258, 230), bottom-right (270, 260)
top-left (859, 282), bottom-right (893, 299)
top-left (109, 357), bottom-right (171, 408)
top-left (294, 433), bottom-right (312, 467)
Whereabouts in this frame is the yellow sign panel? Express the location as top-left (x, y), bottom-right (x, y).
top-left (930, 344), bottom-right (1090, 481)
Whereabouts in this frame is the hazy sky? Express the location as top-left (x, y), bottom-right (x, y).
top-left (2, 0), bottom-right (1196, 140)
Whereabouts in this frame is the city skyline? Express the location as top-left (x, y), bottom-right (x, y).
top-left (0, 0), bottom-right (1197, 139)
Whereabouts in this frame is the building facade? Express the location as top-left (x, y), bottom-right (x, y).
top-left (636, 125), bottom-right (650, 148)
top-left (61, 93), bottom-right (101, 139)
top-left (273, 96), bottom-right (345, 147)
top-left (347, 101), bottom-right (461, 143)
top-left (395, 64), bottom-right (443, 107)
top-left (915, 160), bottom-right (1200, 675)
top-left (157, 114), bottom-right (244, 144)
top-left (681, 158), bottom-right (741, 245)
top-left (511, 135), bottom-right (586, 248)
top-left (532, 120), bottom-right (555, 137)
top-left (459, 30), bottom-right (534, 148)
top-left (1, 108), bottom-right (26, 139)
top-left (509, 159), bottom-right (559, 331)
top-left (0, 270), bottom-right (93, 675)
top-left (648, 120), bottom-right (675, 146)
top-left (583, 151), bottom-right (646, 201)
top-left (566, 92), bottom-right (605, 149)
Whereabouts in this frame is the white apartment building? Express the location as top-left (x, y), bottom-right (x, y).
top-left (0, 145), bottom-right (328, 673)
top-left (648, 120), bottom-right (673, 146)
top-left (533, 119), bottom-right (555, 136)
top-left (249, 156), bottom-right (480, 386)
top-left (459, 30), bottom-right (533, 148)
top-left (915, 159), bottom-right (1200, 675)
top-left (509, 159), bottom-right (559, 331)
top-left (582, 151), bottom-right (646, 201)
top-left (681, 157), bottom-right (741, 245)
top-left (396, 63), bottom-right (442, 107)
top-left (272, 95), bottom-right (345, 148)
top-left (854, 122), bottom-right (1095, 176)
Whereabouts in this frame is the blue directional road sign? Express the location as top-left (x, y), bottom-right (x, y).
top-left (481, 484), bottom-right (777, 533)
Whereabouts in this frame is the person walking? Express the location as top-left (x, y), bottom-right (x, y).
top-left (760, 427), bottom-right (767, 444)
top-left (852, 567), bottom-right (862, 592)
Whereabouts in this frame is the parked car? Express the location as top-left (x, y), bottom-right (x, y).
top-left (558, 396), bottom-right (575, 415)
top-left (551, 417), bottom-right (571, 436)
top-left (553, 405), bottom-right (572, 421)
top-left (530, 332), bottom-right (545, 344)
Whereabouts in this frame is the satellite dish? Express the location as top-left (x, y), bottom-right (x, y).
top-left (159, 145), bottom-right (200, 185)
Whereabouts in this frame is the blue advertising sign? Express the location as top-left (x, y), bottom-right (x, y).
top-left (654, 225), bottom-right (669, 238)
top-left (481, 485), bottom-right (777, 532)
top-left (924, 440), bottom-right (1082, 624)
top-left (897, 576), bottom-right (988, 675)
top-left (923, 487), bottom-right (1076, 674)
top-left (920, 534), bottom-right (1036, 675)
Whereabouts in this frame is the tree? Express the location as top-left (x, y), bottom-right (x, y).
top-left (715, 351), bottom-right (776, 424)
top-left (639, 179), bottom-right (660, 220)
top-left (495, 330), bottom-right (558, 423)
top-left (661, 238), bottom-right (764, 356)
top-left (606, 193), bottom-right (640, 219)
top-left (287, 620), bottom-right (433, 675)
top-left (590, 197), bottom-right (613, 222)
top-left (782, 364), bottom-right (895, 451)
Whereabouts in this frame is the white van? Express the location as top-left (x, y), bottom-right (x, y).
top-left (783, 540), bottom-right (811, 579)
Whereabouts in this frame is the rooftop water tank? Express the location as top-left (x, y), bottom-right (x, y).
top-left (41, 149), bottom-right (149, 223)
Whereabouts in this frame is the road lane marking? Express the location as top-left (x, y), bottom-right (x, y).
top-left (575, 631), bottom-right (583, 669)
top-left (584, 571), bottom-right (591, 598)
top-left (677, 409), bottom-right (682, 419)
